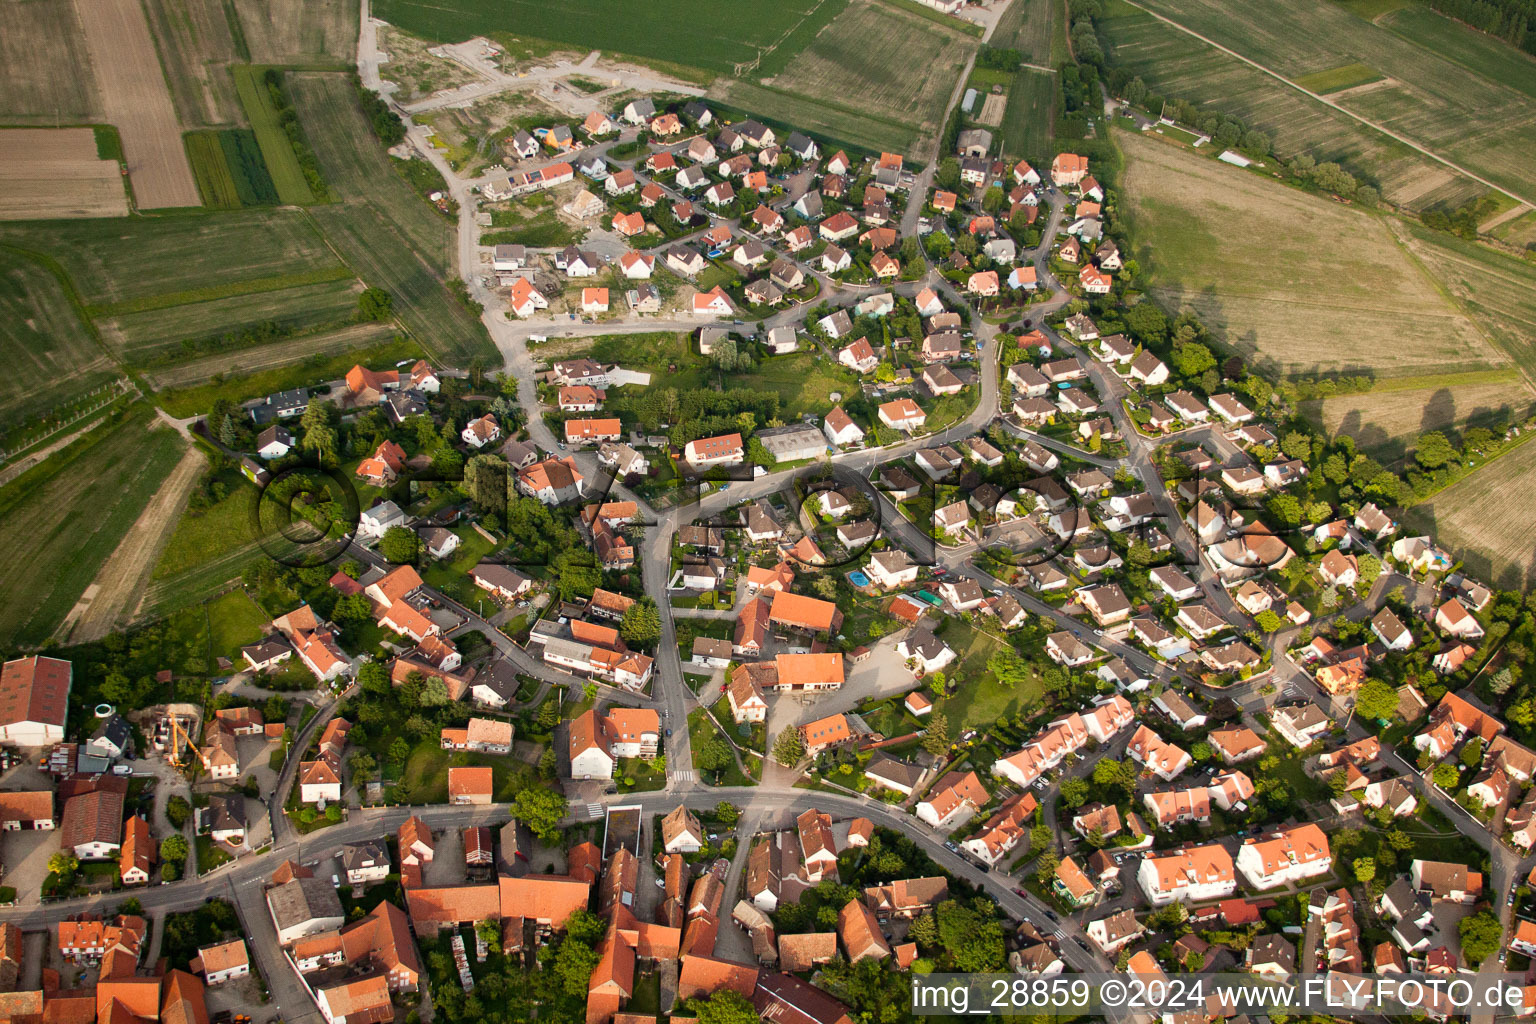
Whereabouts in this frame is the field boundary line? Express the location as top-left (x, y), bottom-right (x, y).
top-left (1402, 429), bottom-right (1536, 510)
top-left (86, 264), bottom-right (354, 318)
top-left (1116, 0), bottom-right (1536, 209)
top-left (1383, 217), bottom-right (1536, 393)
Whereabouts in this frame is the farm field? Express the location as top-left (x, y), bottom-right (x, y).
top-left (60, 443), bottom-right (206, 643)
top-left (714, 81), bottom-right (918, 155)
top-left (1118, 131), bottom-right (1504, 381)
top-left (0, 0), bottom-right (100, 122)
top-left (0, 249), bottom-right (116, 433)
top-left (374, 0), bottom-right (846, 77)
top-left (1292, 62), bottom-right (1381, 94)
top-left (990, 0), bottom-right (1060, 64)
top-left (1098, 0), bottom-right (1483, 211)
top-left (144, 322), bottom-right (398, 390)
top-left (140, 0), bottom-right (242, 127)
top-left (232, 0), bottom-right (356, 64)
top-left (0, 128), bottom-right (128, 220)
top-left (185, 129), bottom-right (279, 210)
top-left (1306, 374), bottom-right (1536, 459)
top-left (1001, 69), bottom-right (1055, 161)
top-left (757, 1), bottom-right (976, 150)
top-left (1125, 0), bottom-right (1536, 208)
top-left (233, 65), bottom-right (322, 206)
top-left (0, 210), bottom-right (344, 311)
top-left (1393, 221), bottom-right (1536, 379)
top-left (290, 72), bottom-right (495, 362)
top-left (99, 277), bottom-right (364, 366)
top-left (1407, 437), bottom-right (1536, 589)
top-left (0, 407), bottom-right (185, 649)
top-left (74, 0), bottom-right (201, 208)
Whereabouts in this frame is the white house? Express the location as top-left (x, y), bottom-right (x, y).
top-left (1235, 825), bottom-right (1332, 889)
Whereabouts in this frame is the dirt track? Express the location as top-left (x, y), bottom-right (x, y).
top-left (72, 0), bottom-right (200, 209)
top-left (63, 438), bottom-right (204, 643)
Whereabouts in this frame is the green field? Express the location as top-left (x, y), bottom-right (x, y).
top-left (743, 353), bottom-right (863, 420)
top-left (101, 278), bottom-right (363, 366)
top-left (1121, 0), bottom-right (1536, 208)
top-left (187, 131), bottom-right (243, 210)
top-left (0, 249), bottom-right (116, 435)
top-left (990, 0), bottom-right (1061, 63)
top-left (1002, 68), bottom-right (1056, 160)
top-left (375, 0), bottom-right (845, 76)
top-left (204, 588), bottom-right (271, 659)
top-left (186, 128), bottom-right (281, 210)
top-left (0, 210), bottom-right (342, 311)
top-left (290, 72), bottom-right (494, 363)
top-left (0, 408), bottom-right (185, 648)
top-left (715, 0), bottom-right (977, 155)
top-left (1293, 62), bottom-right (1381, 94)
top-left (1099, 0), bottom-right (1484, 211)
top-left (233, 64), bottom-right (320, 205)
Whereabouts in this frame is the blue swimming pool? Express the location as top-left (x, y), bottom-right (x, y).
top-left (847, 570), bottom-right (871, 587)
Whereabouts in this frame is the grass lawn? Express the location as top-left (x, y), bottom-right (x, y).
top-left (204, 589), bottom-right (270, 661)
top-left (740, 352), bottom-right (862, 420)
top-left (420, 527), bottom-right (500, 604)
top-left (711, 696), bottom-right (765, 753)
top-left (393, 736), bottom-right (534, 803)
top-left (614, 756), bottom-right (668, 792)
top-left (688, 709), bottom-right (756, 787)
top-left (195, 835), bottom-right (233, 872)
top-left (934, 625), bottom-right (1049, 732)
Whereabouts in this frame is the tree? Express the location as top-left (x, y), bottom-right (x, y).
top-left (1432, 763), bottom-right (1460, 789)
top-left (552, 935), bottom-right (599, 996)
top-left (1356, 553), bottom-right (1383, 588)
top-left (982, 186), bottom-right (1006, 214)
top-left (1191, 740), bottom-right (1212, 762)
top-left (513, 786), bottom-right (568, 841)
top-left (773, 728), bottom-right (806, 766)
top-left (1352, 857), bottom-right (1375, 884)
top-left (418, 677), bottom-right (450, 706)
top-left (695, 735), bottom-right (732, 775)
top-left (1172, 341), bottom-right (1216, 378)
top-left (1354, 678), bottom-right (1399, 721)
top-left (380, 526), bottom-right (418, 564)
top-left (165, 796), bottom-right (192, 829)
top-left (1254, 610), bottom-right (1284, 634)
top-left (1059, 777), bottom-right (1089, 808)
top-left (921, 712), bottom-right (950, 756)
top-left (1460, 909), bottom-right (1503, 967)
top-left (716, 801), bottom-right (740, 825)
top-left (161, 834), bottom-right (189, 864)
top-left (934, 899), bottom-right (1005, 971)
top-left (357, 288), bottom-right (393, 322)
top-left (1461, 737), bottom-right (1484, 767)
top-left (1414, 431), bottom-right (1457, 470)
top-left (935, 157), bottom-right (961, 191)
top-left (219, 414), bottom-right (237, 447)
top-left (620, 598), bottom-right (662, 650)
top-left (47, 852), bottom-right (78, 877)
top-left (692, 990), bottom-right (760, 1024)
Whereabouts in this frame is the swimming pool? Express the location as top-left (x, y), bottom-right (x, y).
top-left (847, 570), bottom-right (871, 587)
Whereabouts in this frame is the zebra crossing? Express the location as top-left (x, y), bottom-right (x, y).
top-left (585, 803), bottom-right (603, 819)
top-left (670, 770), bottom-right (696, 783)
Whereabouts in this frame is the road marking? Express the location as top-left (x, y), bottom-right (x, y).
top-left (671, 770), bottom-right (695, 782)
top-left (585, 803), bottom-right (603, 818)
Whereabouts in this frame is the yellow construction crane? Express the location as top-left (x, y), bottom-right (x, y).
top-left (166, 714), bottom-right (198, 769)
